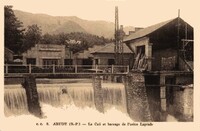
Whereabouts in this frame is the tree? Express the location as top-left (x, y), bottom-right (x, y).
top-left (57, 33), bottom-right (68, 45)
top-left (4, 6), bottom-right (24, 54)
top-left (41, 33), bottom-right (54, 44)
top-left (22, 24), bottom-right (42, 52)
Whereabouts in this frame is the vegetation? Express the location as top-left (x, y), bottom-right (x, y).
top-left (5, 6), bottom-right (112, 54)
top-left (41, 32), bottom-right (112, 53)
top-left (22, 24), bottom-right (42, 52)
top-left (4, 6), bottom-right (24, 54)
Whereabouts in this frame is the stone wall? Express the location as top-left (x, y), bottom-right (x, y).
top-left (125, 72), bottom-right (152, 121)
top-left (92, 76), bottom-right (104, 113)
top-left (21, 75), bottom-right (42, 117)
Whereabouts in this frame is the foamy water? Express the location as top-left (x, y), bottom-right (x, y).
top-left (2, 102), bottom-right (133, 131)
top-left (3, 80), bottom-right (178, 130)
top-left (41, 103), bottom-right (132, 122)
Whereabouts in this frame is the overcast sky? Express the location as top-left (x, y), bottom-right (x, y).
top-left (3, 0), bottom-right (199, 28)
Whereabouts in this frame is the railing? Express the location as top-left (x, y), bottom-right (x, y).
top-left (4, 64), bottom-right (129, 74)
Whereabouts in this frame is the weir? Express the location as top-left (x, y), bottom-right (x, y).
top-left (4, 86), bottom-right (28, 116)
top-left (4, 71), bottom-right (193, 121)
top-left (4, 78), bottom-right (127, 117)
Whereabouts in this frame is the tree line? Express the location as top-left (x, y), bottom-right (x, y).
top-left (5, 6), bottom-right (112, 54)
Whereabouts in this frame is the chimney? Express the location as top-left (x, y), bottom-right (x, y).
top-left (135, 27), bottom-right (143, 32)
top-left (129, 31), bottom-right (135, 35)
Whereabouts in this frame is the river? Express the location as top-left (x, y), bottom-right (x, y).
top-left (4, 78), bottom-right (177, 125)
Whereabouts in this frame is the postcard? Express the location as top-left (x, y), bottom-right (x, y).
top-left (1, 0), bottom-right (200, 131)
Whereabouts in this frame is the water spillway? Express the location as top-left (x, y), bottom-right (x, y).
top-left (4, 85), bottom-right (29, 116)
top-left (4, 82), bottom-right (127, 117)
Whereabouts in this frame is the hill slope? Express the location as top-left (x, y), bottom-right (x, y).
top-left (14, 10), bottom-right (134, 38)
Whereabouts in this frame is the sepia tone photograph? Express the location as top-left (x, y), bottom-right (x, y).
top-left (1, 0), bottom-right (199, 130)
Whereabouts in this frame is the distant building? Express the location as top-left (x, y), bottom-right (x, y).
top-left (5, 47), bottom-right (14, 64)
top-left (22, 44), bottom-right (71, 67)
top-left (123, 17), bottom-right (193, 71)
top-left (90, 43), bottom-right (133, 66)
top-left (73, 42), bottom-right (132, 67)
top-left (128, 27), bottom-right (144, 35)
top-left (73, 45), bottom-right (104, 66)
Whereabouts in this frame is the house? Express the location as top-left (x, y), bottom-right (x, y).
top-left (73, 43), bottom-right (133, 67)
top-left (5, 47), bottom-right (14, 64)
top-left (73, 45), bottom-right (104, 66)
top-left (22, 44), bottom-right (70, 67)
top-left (90, 43), bottom-right (133, 66)
top-left (123, 17), bottom-right (193, 71)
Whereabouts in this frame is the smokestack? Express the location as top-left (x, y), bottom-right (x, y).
top-left (120, 25), bottom-right (123, 31)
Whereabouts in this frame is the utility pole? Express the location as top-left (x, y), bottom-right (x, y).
top-left (114, 6), bottom-right (124, 65)
top-left (176, 9), bottom-right (180, 69)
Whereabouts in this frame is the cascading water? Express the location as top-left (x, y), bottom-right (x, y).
top-left (4, 79), bottom-right (178, 122)
top-left (4, 85), bottom-right (29, 116)
top-left (4, 81), bottom-right (128, 117)
top-left (102, 83), bottom-right (127, 113)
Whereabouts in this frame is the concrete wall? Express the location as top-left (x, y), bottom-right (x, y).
top-left (169, 85), bottom-right (193, 121)
top-left (164, 74), bottom-right (193, 121)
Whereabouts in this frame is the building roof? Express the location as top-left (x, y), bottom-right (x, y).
top-left (90, 42), bottom-right (132, 54)
top-left (123, 18), bottom-right (176, 42)
top-left (74, 45), bottom-right (104, 59)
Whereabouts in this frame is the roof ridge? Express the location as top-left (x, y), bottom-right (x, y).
top-left (90, 43), bottom-right (113, 53)
top-left (144, 17), bottom-right (176, 29)
top-left (124, 17), bottom-right (177, 42)
top-left (91, 42), bottom-right (132, 53)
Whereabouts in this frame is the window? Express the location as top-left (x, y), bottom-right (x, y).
top-left (82, 59), bottom-right (93, 69)
top-left (64, 59), bottom-right (73, 65)
top-left (95, 59), bottom-right (99, 65)
top-left (136, 45), bottom-right (145, 55)
top-left (43, 59), bottom-right (58, 68)
top-left (27, 58), bottom-right (36, 65)
top-left (108, 59), bottom-right (115, 65)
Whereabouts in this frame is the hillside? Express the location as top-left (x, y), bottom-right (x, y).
top-left (14, 10), bottom-right (135, 38)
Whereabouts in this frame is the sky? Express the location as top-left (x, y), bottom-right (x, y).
top-left (2, 0), bottom-right (199, 28)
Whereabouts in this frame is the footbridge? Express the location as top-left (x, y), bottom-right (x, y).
top-left (4, 64), bottom-right (129, 78)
